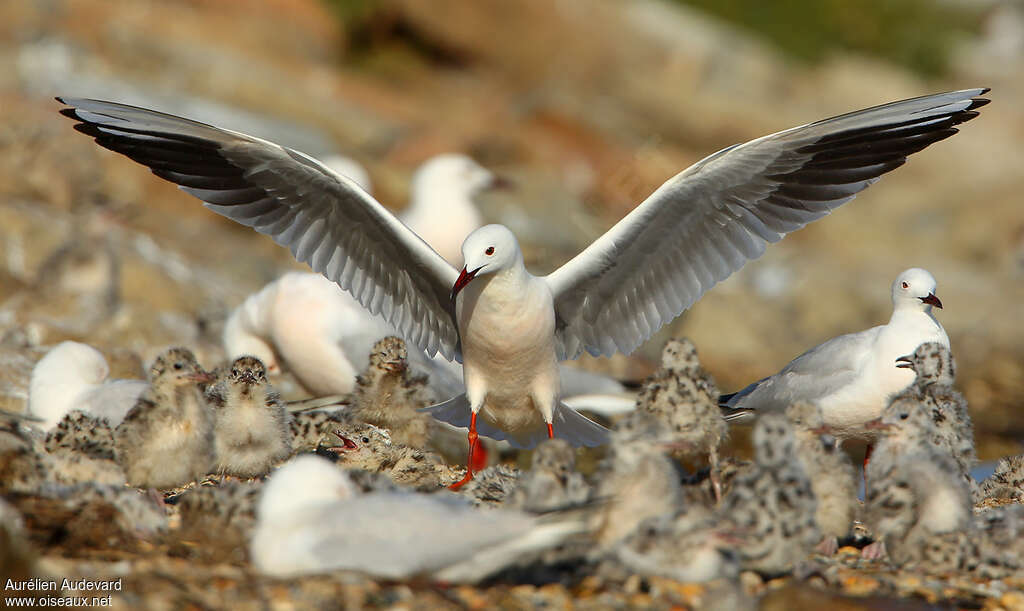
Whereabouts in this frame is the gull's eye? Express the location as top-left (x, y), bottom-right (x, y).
top-left (902, 281), bottom-right (909, 289)
top-left (174, 362), bottom-right (184, 371)
top-left (231, 369), bottom-right (238, 376)
top-left (900, 413), bottom-right (909, 420)
top-left (485, 246), bottom-right (495, 256)
top-left (361, 436), bottom-right (370, 444)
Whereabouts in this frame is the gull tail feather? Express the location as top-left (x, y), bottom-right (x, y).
top-left (553, 402), bottom-right (610, 448)
top-left (420, 395), bottom-right (610, 449)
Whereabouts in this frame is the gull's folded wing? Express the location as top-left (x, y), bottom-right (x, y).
top-left (58, 98), bottom-right (461, 360)
top-left (544, 88), bottom-right (989, 359)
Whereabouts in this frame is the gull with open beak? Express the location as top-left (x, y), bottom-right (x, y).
top-left (58, 89), bottom-right (987, 488)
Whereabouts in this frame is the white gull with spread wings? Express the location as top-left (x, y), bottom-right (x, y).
top-left (58, 89), bottom-right (989, 485)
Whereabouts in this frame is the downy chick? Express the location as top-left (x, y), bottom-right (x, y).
top-left (348, 336), bottom-right (433, 449)
top-left (115, 348), bottom-right (215, 489)
top-left (208, 356), bottom-right (292, 478)
top-left (637, 338), bottom-right (727, 501)
top-left (785, 401), bottom-right (857, 554)
top-left (326, 422), bottom-right (459, 490)
top-left (719, 413), bottom-right (820, 576)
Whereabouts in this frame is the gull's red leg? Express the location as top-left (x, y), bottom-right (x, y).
top-left (469, 440), bottom-right (488, 472)
top-left (449, 412), bottom-right (479, 490)
top-left (862, 443), bottom-right (874, 490)
top-left (547, 423), bottom-right (554, 439)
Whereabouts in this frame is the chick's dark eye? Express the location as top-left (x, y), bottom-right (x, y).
top-left (485, 246), bottom-right (495, 256)
top-left (174, 362), bottom-right (183, 370)
top-left (361, 437), bottom-right (370, 443)
top-left (902, 282), bottom-right (909, 289)
top-left (900, 413), bottom-right (909, 420)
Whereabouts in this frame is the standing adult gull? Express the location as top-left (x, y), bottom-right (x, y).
top-left (58, 89), bottom-right (989, 487)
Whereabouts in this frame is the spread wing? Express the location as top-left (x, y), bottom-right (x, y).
top-left (544, 88), bottom-right (989, 359)
top-left (58, 98), bottom-right (461, 360)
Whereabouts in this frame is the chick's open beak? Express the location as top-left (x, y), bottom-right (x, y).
top-left (919, 293), bottom-right (942, 308)
top-left (451, 266), bottom-right (481, 301)
top-left (895, 356), bottom-right (915, 370)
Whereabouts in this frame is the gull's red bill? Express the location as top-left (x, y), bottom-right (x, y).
top-left (451, 266), bottom-right (481, 301)
top-left (919, 293), bottom-right (943, 308)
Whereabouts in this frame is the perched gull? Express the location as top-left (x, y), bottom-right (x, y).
top-left (720, 268), bottom-right (950, 446)
top-left (58, 89), bottom-right (989, 488)
top-left (28, 341), bottom-right (148, 429)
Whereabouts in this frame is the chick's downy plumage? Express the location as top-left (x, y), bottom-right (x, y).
top-left (720, 413), bottom-right (820, 576)
top-left (115, 348), bottom-right (215, 489)
top-left (349, 336), bottom-right (433, 449)
top-left (785, 401), bottom-right (857, 552)
top-left (637, 338), bottom-right (727, 500)
top-left (863, 399), bottom-right (971, 565)
top-left (208, 356), bottom-right (292, 478)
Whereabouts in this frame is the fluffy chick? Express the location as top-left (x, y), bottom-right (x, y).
top-left (325, 422), bottom-right (459, 490)
top-left (115, 348), bottom-right (215, 489)
top-left (348, 336), bottom-right (433, 449)
top-left (509, 438), bottom-right (590, 512)
top-left (615, 509), bottom-right (736, 583)
top-left (719, 413), bottom-right (820, 576)
top-left (862, 401), bottom-right (971, 565)
top-left (207, 356), bottom-right (292, 478)
top-left (289, 409), bottom-right (348, 452)
top-left (978, 454), bottom-right (1024, 504)
top-left (591, 410), bottom-right (685, 552)
top-left (890, 342), bottom-right (975, 489)
top-left (637, 338), bottom-right (727, 501)
top-left (45, 409), bottom-right (115, 459)
top-left (0, 413), bottom-right (49, 494)
top-left (786, 401), bottom-right (857, 553)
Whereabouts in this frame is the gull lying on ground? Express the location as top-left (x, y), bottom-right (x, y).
top-left (59, 88), bottom-right (989, 488)
top-left (28, 341), bottom-right (148, 429)
top-left (250, 455), bottom-right (587, 582)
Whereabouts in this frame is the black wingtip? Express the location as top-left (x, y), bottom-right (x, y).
top-left (967, 97), bottom-right (991, 111)
top-left (59, 107), bottom-right (80, 120)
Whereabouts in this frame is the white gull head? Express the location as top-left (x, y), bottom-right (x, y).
top-left (891, 268), bottom-right (942, 312)
top-left (451, 224), bottom-right (525, 299)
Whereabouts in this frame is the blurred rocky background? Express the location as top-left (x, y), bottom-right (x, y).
top-left (0, 0), bottom-right (1022, 463)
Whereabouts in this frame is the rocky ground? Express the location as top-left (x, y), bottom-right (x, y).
top-left (1, 0), bottom-right (1023, 608)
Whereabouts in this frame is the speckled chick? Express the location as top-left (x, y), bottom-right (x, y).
top-left (785, 401), bottom-right (857, 553)
top-left (891, 342), bottom-right (975, 490)
top-left (207, 356), bottom-right (292, 478)
top-left (862, 401), bottom-right (971, 566)
top-left (971, 504), bottom-right (1024, 577)
top-left (114, 348), bottom-right (215, 489)
top-left (326, 422), bottom-right (459, 490)
top-left (719, 413), bottom-right (820, 576)
top-left (637, 338), bottom-right (727, 501)
top-left (348, 336), bottom-right (433, 449)
top-left (289, 409), bottom-right (349, 452)
top-left (175, 480), bottom-right (263, 562)
top-left (454, 463), bottom-right (521, 508)
top-left (45, 409), bottom-right (115, 459)
top-left (591, 410), bottom-right (684, 552)
top-left (0, 413), bottom-right (49, 494)
top-left (509, 438), bottom-right (590, 512)
top-left (615, 508), bottom-right (737, 583)
top-left (978, 455), bottom-right (1024, 504)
